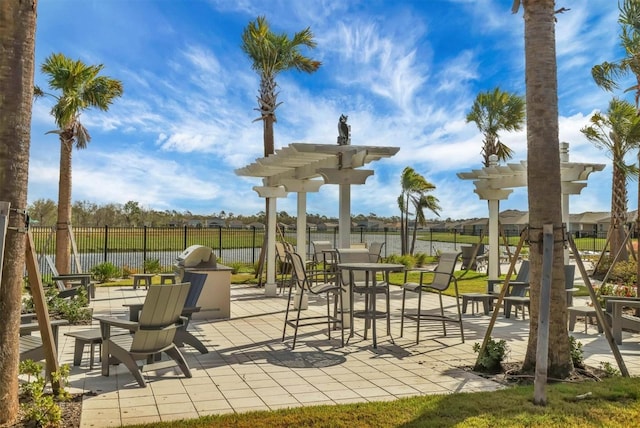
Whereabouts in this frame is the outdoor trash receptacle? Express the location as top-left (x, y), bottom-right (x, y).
top-left (174, 245), bottom-right (233, 319)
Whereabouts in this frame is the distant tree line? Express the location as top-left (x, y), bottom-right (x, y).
top-left (27, 198), bottom-right (403, 228)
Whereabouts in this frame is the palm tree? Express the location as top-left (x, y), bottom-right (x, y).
top-left (591, 0), bottom-right (640, 108)
top-left (581, 98), bottom-right (640, 262)
top-left (466, 87), bottom-right (526, 167)
top-left (35, 53), bottom-right (123, 275)
top-left (398, 167), bottom-right (440, 255)
top-left (241, 16), bottom-right (321, 158)
top-left (0, 2), bottom-right (37, 423)
top-left (513, 0), bottom-right (572, 380)
top-left (592, 0), bottom-right (640, 294)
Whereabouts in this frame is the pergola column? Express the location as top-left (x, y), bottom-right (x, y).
top-left (318, 169), bottom-right (373, 248)
top-left (253, 186), bottom-right (287, 296)
top-left (281, 179), bottom-right (324, 310)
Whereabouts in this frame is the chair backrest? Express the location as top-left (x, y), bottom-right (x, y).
top-left (430, 252), bottom-right (461, 292)
top-left (132, 282), bottom-right (190, 352)
top-left (564, 264), bottom-right (576, 289)
top-left (181, 271), bottom-right (208, 308)
top-left (516, 260), bottom-right (530, 282)
top-left (312, 241), bottom-right (333, 263)
top-left (368, 242), bottom-right (385, 262)
top-left (275, 242), bottom-right (287, 263)
top-left (287, 251), bottom-right (312, 292)
top-left (45, 255), bottom-right (66, 292)
top-left (336, 248), bottom-right (370, 283)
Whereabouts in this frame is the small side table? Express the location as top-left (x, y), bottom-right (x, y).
top-left (461, 293), bottom-right (494, 315)
top-left (65, 329), bottom-right (102, 369)
top-left (159, 273), bottom-right (177, 284)
top-left (132, 273), bottom-right (155, 290)
top-left (568, 306), bottom-right (602, 334)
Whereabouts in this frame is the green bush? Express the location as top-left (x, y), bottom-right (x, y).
top-left (143, 258), bottom-right (162, 274)
top-left (569, 336), bottom-right (584, 368)
top-left (90, 262), bottom-right (121, 283)
top-left (473, 337), bottom-right (508, 373)
top-left (19, 359), bottom-right (70, 427)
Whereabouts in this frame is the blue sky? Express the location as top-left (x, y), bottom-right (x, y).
top-left (29, 0), bottom-right (627, 220)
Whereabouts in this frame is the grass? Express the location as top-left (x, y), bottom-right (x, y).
top-left (121, 376), bottom-right (640, 427)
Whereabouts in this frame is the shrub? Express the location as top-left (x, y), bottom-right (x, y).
top-left (143, 258), bottom-right (162, 274)
top-left (473, 337), bottom-right (508, 373)
top-left (121, 264), bottom-right (134, 278)
top-left (569, 335), bottom-right (584, 368)
top-left (19, 359), bottom-right (70, 427)
top-left (90, 262), bottom-right (121, 283)
top-left (414, 252), bottom-right (429, 266)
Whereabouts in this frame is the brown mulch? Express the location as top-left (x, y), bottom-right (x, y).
top-left (464, 361), bottom-right (611, 387)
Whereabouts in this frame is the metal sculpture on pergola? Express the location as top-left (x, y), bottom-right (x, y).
top-left (235, 142), bottom-right (399, 296)
top-left (457, 142), bottom-right (605, 280)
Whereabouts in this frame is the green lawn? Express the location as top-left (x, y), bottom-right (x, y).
top-left (122, 376), bottom-right (640, 427)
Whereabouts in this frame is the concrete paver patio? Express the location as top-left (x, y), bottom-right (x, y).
top-left (47, 278), bottom-right (640, 427)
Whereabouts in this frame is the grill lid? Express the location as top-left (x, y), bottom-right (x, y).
top-left (175, 245), bottom-right (217, 268)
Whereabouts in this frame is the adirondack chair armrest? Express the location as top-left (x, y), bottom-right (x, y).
top-left (487, 280), bottom-right (529, 294)
top-left (123, 303), bottom-right (144, 322)
top-left (20, 318), bottom-right (69, 335)
top-left (138, 317), bottom-right (187, 332)
top-left (94, 316), bottom-right (139, 333)
top-left (182, 306), bottom-right (201, 316)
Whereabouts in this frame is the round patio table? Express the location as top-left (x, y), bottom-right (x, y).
top-left (338, 262), bottom-right (404, 348)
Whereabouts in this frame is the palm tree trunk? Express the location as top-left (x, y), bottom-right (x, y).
top-left (55, 136), bottom-right (73, 275)
top-left (0, 1), bottom-right (37, 422)
top-left (521, 0), bottom-right (572, 378)
top-left (610, 164), bottom-right (628, 261)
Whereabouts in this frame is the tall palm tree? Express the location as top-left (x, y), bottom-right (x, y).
top-left (241, 16), bottom-right (321, 158)
top-left (466, 87), bottom-right (526, 167)
top-left (581, 98), bottom-right (640, 262)
top-left (591, 0), bottom-right (640, 108)
top-left (410, 194), bottom-right (441, 255)
top-left (0, 1), bottom-right (37, 423)
top-left (513, 0), bottom-right (572, 379)
top-left (35, 53), bottom-right (123, 275)
top-left (398, 167), bottom-right (440, 255)
top-left (592, 0), bottom-right (640, 294)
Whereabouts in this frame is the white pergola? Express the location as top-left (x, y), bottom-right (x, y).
top-left (457, 142), bottom-right (605, 280)
top-left (235, 143), bottom-right (400, 296)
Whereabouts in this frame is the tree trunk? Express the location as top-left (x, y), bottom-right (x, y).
top-left (55, 137), bottom-right (73, 274)
top-left (521, 0), bottom-right (572, 378)
top-left (0, 0), bottom-right (37, 423)
top-left (610, 163), bottom-right (628, 261)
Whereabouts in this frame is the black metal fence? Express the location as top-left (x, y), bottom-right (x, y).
top-left (31, 225), bottom-right (610, 278)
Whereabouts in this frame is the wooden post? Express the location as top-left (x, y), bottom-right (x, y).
top-left (568, 234), bottom-right (629, 377)
top-left (25, 230), bottom-right (62, 392)
top-left (534, 224), bottom-right (553, 405)
top-left (474, 230), bottom-right (526, 369)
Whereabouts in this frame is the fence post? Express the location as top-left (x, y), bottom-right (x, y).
top-left (103, 225), bottom-right (108, 263)
top-left (183, 225), bottom-right (188, 250)
top-left (383, 227), bottom-right (388, 258)
top-left (143, 226), bottom-right (148, 272)
top-left (307, 226), bottom-right (311, 258)
top-left (252, 226), bottom-right (257, 265)
top-left (454, 229), bottom-right (458, 250)
top-left (218, 226), bottom-right (223, 259)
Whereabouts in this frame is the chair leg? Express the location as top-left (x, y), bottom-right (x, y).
top-left (438, 292), bottom-right (447, 336)
top-left (416, 290), bottom-right (422, 344)
top-left (165, 346), bottom-right (192, 379)
top-left (291, 288), bottom-right (305, 350)
top-left (282, 285), bottom-right (294, 342)
top-left (400, 288), bottom-right (406, 338)
top-left (385, 286), bottom-right (391, 336)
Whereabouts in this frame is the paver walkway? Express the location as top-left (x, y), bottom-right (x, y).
top-left (47, 280), bottom-right (640, 427)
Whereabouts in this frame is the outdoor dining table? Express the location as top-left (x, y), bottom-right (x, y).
top-left (337, 262), bottom-right (405, 348)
